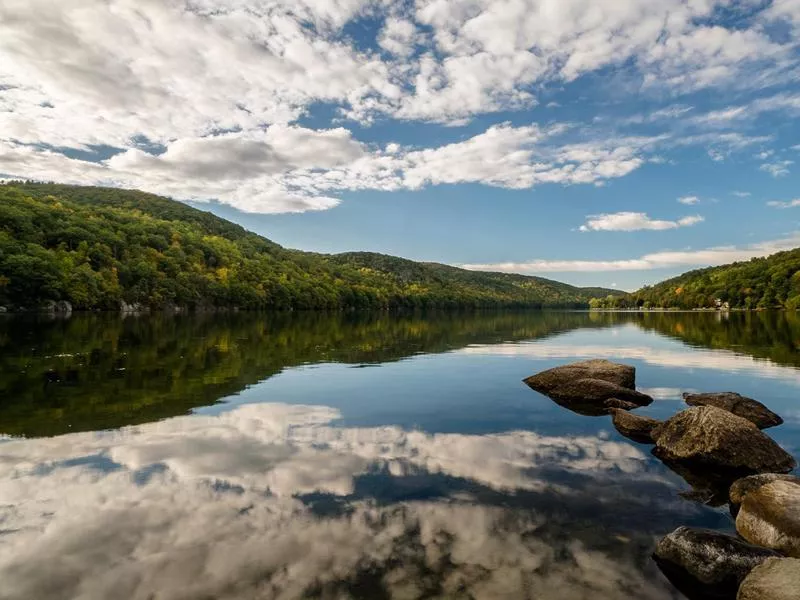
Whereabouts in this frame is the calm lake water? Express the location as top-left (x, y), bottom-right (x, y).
top-left (1, 311), bottom-right (799, 599)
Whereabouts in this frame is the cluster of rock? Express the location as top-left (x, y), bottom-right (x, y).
top-left (523, 360), bottom-right (799, 600)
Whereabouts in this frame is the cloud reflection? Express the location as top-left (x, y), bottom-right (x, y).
top-left (0, 403), bottom-right (697, 599)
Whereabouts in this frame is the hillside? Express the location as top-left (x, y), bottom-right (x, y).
top-left (590, 249), bottom-right (800, 310)
top-left (0, 183), bottom-right (617, 311)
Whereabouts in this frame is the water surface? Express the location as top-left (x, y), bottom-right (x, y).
top-left (1, 311), bottom-right (798, 599)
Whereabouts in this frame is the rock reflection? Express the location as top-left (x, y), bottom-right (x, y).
top-left (0, 403), bottom-right (705, 599)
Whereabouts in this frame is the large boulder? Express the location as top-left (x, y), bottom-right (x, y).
top-left (653, 526), bottom-right (780, 600)
top-left (730, 474), bottom-right (800, 505)
top-left (737, 558), bottom-right (800, 600)
top-left (651, 406), bottom-right (796, 475)
top-left (684, 392), bottom-right (783, 429)
top-left (608, 408), bottom-right (661, 444)
top-left (736, 479), bottom-right (800, 557)
top-left (523, 359), bottom-right (636, 392)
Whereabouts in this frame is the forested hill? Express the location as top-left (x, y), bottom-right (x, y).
top-left (0, 183), bottom-right (617, 311)
top-left (590, 249), bottom-right (800, 310)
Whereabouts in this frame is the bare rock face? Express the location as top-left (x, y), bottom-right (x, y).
top-left (651, 406), bottom-right (796, 475)
top-left (523, 359), bottom-right (636, 392)
top-left (737, 558), bottom-right (800, 600)
top-left (730, 474), bottom-right (800, 505)
top-left (653, 526), bottom-right (780, 600)
top-left (609, 408), bottom-right (661, 444)
top-left (736, 479), bottom-right (800, 558)
top-left (683, 392), bottom-right (783, 429)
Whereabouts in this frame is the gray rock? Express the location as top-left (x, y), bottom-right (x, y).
top-left (684, 392), bottom-right (783, 429)
top-left (730, 474), bottom-right (800, 505)
top-left (0, 306), bottom-right (7, 313)
top-left (609, 408), bottom-right (661, 444)
top-left (55, 300), bottom-right (72, 314)
top-left (736, 479), bottom-right (800, 557)
top-left (527, 377), bottom-right (653, 409)
top-left (120, 301), bottom-right (146, 313)
top-left (737, 558), bottom-right (800, 600)
top-left (653, 526), bottom-right (780, 600)
top-left (523, 359), bottom-right (636, 392)
top-left (604, 398), bottom-right (640, 410)
top-left (651, 406), bottom-right (797, 475)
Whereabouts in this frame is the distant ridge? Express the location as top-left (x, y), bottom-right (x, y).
top-left (0, 182), bottom-right (620, 311)
top-left (590, 250), bottom-right (800, 310)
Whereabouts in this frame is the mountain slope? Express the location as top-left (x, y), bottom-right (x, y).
top-left (590, 249), bottom-right (800, 309)
top-left (0, 183), bottom-right (617, 310)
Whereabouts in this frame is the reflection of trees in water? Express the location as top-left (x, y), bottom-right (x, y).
top-left (621, 311), bottom-right (800, 370)
top-left (2, 310), bottom-right (797, 437)
top-left (0, 311), bottom-right (607, 437)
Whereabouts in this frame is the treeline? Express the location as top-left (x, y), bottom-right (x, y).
top-left (0, 183), bottom-right (614, 311)
top-left (590, 249), bottom-right (800, 310)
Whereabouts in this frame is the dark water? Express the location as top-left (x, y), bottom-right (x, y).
top-left (0, 311), bottom-right (798, 599)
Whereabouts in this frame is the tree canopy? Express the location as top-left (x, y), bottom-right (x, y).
top-left (0, 183), bottom-right (617, 311)
top-left (589, 250), bottom-right (800, 310)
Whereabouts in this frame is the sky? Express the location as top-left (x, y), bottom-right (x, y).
top-left (1, 0), bottom-right (799, 290)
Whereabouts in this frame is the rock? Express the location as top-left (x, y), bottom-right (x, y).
top-left (55, 300), bottom-right (72, 314)
top-left (737, 557), bottom-right (800, 600)
top-left (609, 408), bottom-right (661, 444)
top-left (604, 398), bottom-right (640, 410)
top-left (651, 406), bottom-right (796, 475)
top-left (736, 479), bottom-right (800, 557)
top-left (653, 526), bottom-right (780, 600)
top-left (523, 359), bottom-right (636, 392)
top-left (531, 377), bottom-right (652, 406)
top-left (0, 306), bottom-right (6, 313)
top-left (730, 474), bottom-right (800, 505)
top-left (120, 301), bottom-right (146, 313)
top-left (684, 392), bottom-right (783, 429)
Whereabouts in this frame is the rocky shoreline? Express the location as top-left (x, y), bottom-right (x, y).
top-left (524, 359), bottom-right (800, 600)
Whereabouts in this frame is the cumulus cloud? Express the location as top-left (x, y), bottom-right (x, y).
top-left (578, 212), bottom-right (704, 232)
top-left (0, 0), bottom-right (799, 211)
top-left (461, 232), bottom-right (800, 273)
top-left (677, 195), bottom-right (699, 205)
top-left (0, 124), bottom-right (662, 213)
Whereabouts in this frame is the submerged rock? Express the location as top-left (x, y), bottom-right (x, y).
top-left (523, 359), bottom-right (636, 392)
top-left (683, 392), bottom-right (783, 429)
top-left (730, 474), bottom-right (800, 506)
top-left (736, 479), bottom-right (800, 557)
top-left (737, 557), bottom-right (800, 600)
top-left (651, 406), bottom-right (796, 475)
top-left (604, 398), bottom-right (640, 410)
top-left (608, 408), bottom-right (660, 444)
top-left (653, 526), bottom-right (780, 600)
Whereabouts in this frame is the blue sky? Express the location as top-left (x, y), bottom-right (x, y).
top-left (1, 0), bottom-right (799, 290)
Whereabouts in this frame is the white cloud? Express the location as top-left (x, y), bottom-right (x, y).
top-left (461, 232), bottom-right (800, 273)
top-left (578, 212), bottom-right (704, 232)
top-left (760, 160), bottom-right (793, 177)
top-left (677, 195), bottom-right (699, 205)
top-left (732, 191), bottom-right (752, 198)
top-left (767, 199), bottom-right (800, 209)
top-left (1, 123), bottom-right (663, 213)
top-left (0, 0), bottom-right (799, 212)
top-left (378, 17), bottom-right (420, 57)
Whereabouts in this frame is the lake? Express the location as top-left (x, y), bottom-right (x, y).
top-left (1, 310), bottom-right (799, 599)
